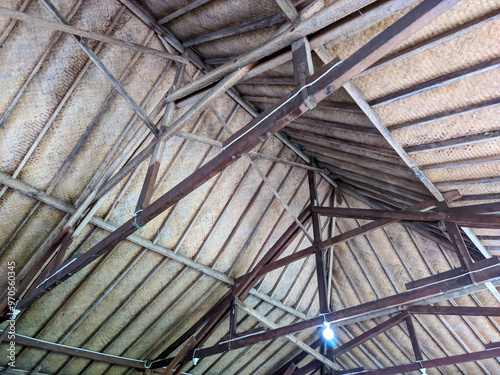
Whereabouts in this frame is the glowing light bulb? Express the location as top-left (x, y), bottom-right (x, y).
top-left (322, 322), bottom-right (334, 341)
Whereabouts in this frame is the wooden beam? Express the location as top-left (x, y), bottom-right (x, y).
top-left (421, 153), bottom-right (500, 171)
top-left (194, 258), bottom-right (500, 358)
top-left (158, 0), bottom-right (212, 24)
top-left (405, 316), bottom-right (423, 362)
top-left (236, 299), bottom-right (338, 371)
top-left (389, 97), bottom-right (500, 132)
top-left (406, 129), bottom-right (500, 153)
top-left (308, 170), bottom-right (329, 314)
top-left (287, 130), bottom-right (398, 156)
top-left (275, 0), bottom-right (299, 21)
top-left (292, 37), bottom-right (314, 87)
top-left (435, 176), bottom-right (500, 188)
top-left (165, 0), bottom-right (383, 102)
top-left (318, 162), bottom-right (430, 201)
top-left (294, 116), bottom-right (377, 131)
top-left (408, 305), bottom-right (500, 316)
top-left (162, 337), bottom-right (195, 375)
top-left (247, 0), bottom-right (421, 80)
top-left (148, 208), bottom-right (313, 369)
top-left (444, 222), bottom-right (473, 270)
top-left (369, 56), bottom-right (500, 107)
top-left (135, 61), bottom-right (185, 210)
top-left (184, 12), bottom-right (288, 47)
top-left (96, 65), bottom-right (253, 201)
top-left (358, 8), bottom-right (500, 78)
top-left (258, 190), bottom-right (460, 276)
top-left (0, 6), bottom-right (187, 63)
top-left (247, 96), bottom-right (363, 113)
top-left (292, 312), bottom-right (408, 375)
top-left (0, 0), bottom-right (85, 128)
top-left (354, 347), bottom-right (500, 375)
top-left (0, 330), bottom-right (145, 369)
top-left (311, 206), bottom-right (500, 228)
top-left (38, 0), bottom-right (161, 136)
top-left (484, 342), bottom-right (500, 349)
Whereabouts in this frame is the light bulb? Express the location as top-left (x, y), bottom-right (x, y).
top-left (322, 322), bottom-right (334, 341)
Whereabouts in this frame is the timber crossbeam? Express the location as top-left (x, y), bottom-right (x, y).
top-left (191, 257), bottom-right (500, 359)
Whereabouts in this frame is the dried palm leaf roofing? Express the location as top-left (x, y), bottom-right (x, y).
top-left (0, 0), bottom-right (500, 374)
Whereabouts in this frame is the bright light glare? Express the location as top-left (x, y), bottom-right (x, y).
top-left (322, 322), bottom-right (334, 341)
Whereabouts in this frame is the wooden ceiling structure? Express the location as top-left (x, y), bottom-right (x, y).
top-left (0, 0), bottom-right (500, 374)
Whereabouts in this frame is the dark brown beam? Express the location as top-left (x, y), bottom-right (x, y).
top-left (163, 337), bottom-right (195, 375)
top-left (288, 131), bottom-right (397, 156)
top-left (337, 178), bottom-right (419, 207)
top-left (184, 12), bottom-right (288, 47)
top-left (333, 368), bottom-right (365, 375)
top-left (406, 129), bottom-right (500, 153)
top-left (435, 176), bottom-right (500, 189)
top-left (404, 255), bottom-right (500, 291)
top-left (304, 144), bottom-right (406, 173)
top-left (405, 316), bottom-right (423, 362)
top-left (369, 56), bottom-right (500, 107)
top-left (319, 162), bottom-right (430, 200)
top-left (408, 305), bottom-right (500, 316)
top-left (444, 222), bottom-right (473, 270)
top-left (292, 313), bottom-right (409, 375)
top-left (194, 257), bottom-right (500, 358)
top-left (245, 96), bottom-right (363, 113)
top-left (484, 342), bottom-right (500, 349)
top-left (152, 291), bottom-right (233, 365)
top-left (293, 116), bottom-right (378, 133)
top-left (354, 347), bottom-right (500, 375)
top-left (389, 97), bottom-right (500, 132)
top-left (311, 206), bottom-right (500, 228)
top-left (158, 0), bottom-right (212, 24)
top-left (461, 194), bottom-right (500, 202)
top-left (241, 77), bottom-right (296, 85)
top-left (95, 66), bottom-right (252, 202)
top-left (259, 191), bottom-right (460, 276)
top-left (308, 151), bottom-right (416, 184)
top-left (478, 236), bottom-right (500, 241)
top-left (229, 298), bottom-right (237, 337)
top-left (309, 170), bottom-right (329, 314)
top-left (421, 153), bottom-right (500, 171)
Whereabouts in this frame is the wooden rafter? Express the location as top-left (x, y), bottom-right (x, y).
top-left (291, 312), bottom-right (409, 375)
top-left (257, 191), bottom-right (460, 276)
top-left (0, 6), bottom-right (187, 62)
top-left (357, 347), bottom-right (500, 375)
top-left (192, 257), bottom-right (500, 358)
top-left (311, 206), bottom-right (500, 228)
